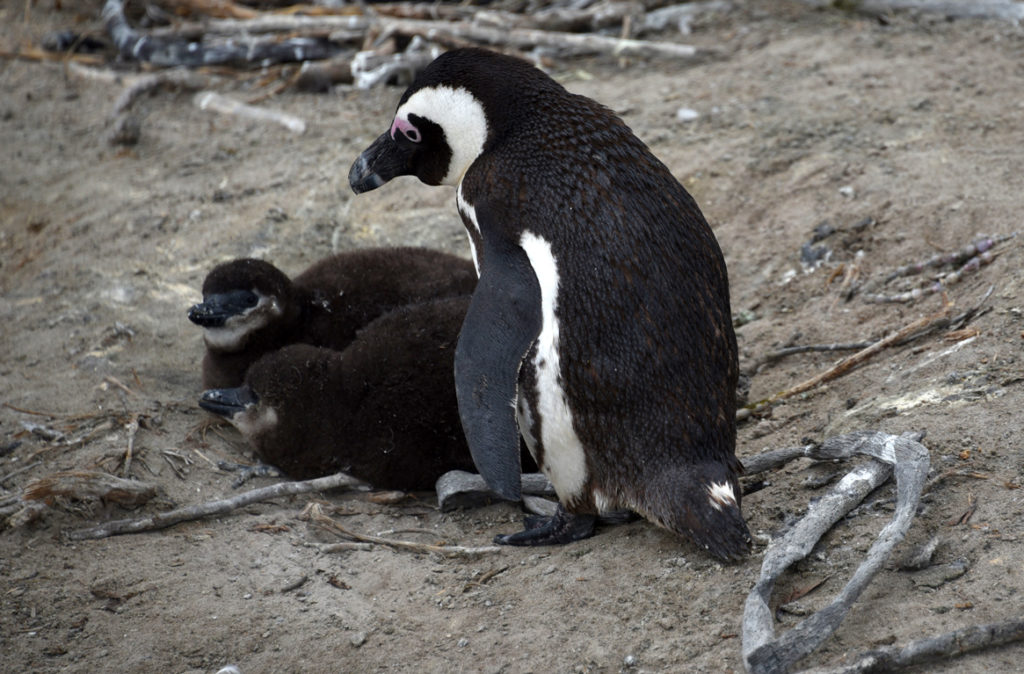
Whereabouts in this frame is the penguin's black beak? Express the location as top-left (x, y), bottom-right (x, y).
top-left (349, 131), bottom-right (414, 194)
top-left (188, 290), bottom-right (259, 327)
top-left (199, 386), bottom-right (259, 418)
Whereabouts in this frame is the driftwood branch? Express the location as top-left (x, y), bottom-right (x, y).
top-left (378, 17), bottom-right (707, 60)
top-left (799, 0), bottom-right (1024, 23)
top-left (193, 91), bottom-right (306, 133)
top-left (66, 471), bottom-right (366, 540)
top-left (743, 431), bottom-right (931, 674)
top-left (119, 5), bottom-right (711, 66)
top-left (741, 444), bottom-right (819, 477)
top-left (103, 0), bottom-right (343, 67)
top-left (800, 616), bottom-right (1024, 673)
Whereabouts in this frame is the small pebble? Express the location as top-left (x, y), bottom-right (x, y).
top-left (624, 654), bottom-right (637, 667)
top-left (838, 185), bottom-right (855, 198)
top-left (675, 107), bottom-right (700, 122)
top-left (350, 631), bottom-right (367, 647)
top-left (457, 638), bottom-right (469, 648)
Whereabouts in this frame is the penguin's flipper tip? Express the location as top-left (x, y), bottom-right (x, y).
top-left (493, 504), bottom-right (597, 546)
top-left (690, 513), bottom-right (752, 562)
top-left (454, 243), bottom-right (543, 505)
top-left (648, 463), bottom-right (752, 562)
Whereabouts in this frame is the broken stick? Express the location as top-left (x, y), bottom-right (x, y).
top-left (801, 615), bottom-right (1024, 674)
top-left (66, 471), bottom-right (366, 540)
top-left (194, 91), bottom-right (306, 133)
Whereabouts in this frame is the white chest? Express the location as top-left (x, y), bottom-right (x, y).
top-left (518, 231), bottom-right (589, 503)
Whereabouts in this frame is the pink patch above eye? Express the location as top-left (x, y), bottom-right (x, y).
top-left (390, 117), bottom-right (420, 142)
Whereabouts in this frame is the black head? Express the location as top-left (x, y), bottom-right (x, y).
top-left (349, 48), bottom-right (558, 193)
top-left (189, 258), bottom-right (296, 350)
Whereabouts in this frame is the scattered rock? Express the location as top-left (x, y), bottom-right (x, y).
top-left (912, 558), bottom-right (970, 589)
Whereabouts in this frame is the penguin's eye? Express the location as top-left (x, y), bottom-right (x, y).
top-left (224, 289), bottom-right (259, 309)
top-left (390, 117), bottom-right (421, 144)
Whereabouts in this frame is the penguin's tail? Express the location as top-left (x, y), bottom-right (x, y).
top-left (644, 461), bottom-right (751, 562)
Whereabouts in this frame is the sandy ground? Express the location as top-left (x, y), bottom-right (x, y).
top-left (2, 1), bottom-right (1024, 672)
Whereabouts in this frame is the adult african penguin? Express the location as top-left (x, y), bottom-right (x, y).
top-left (349, 48), bottom-right (749, 561)
top-left (188, 248), bottom-right (477, 388)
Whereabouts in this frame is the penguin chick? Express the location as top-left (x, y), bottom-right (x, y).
top-left (349, 48), bottom-right (750, 560)
top-left (199, 297), bottom-right (527, 490)
top-left (188, 248), bottom-right (477, 388)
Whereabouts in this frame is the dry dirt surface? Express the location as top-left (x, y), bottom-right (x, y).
top-left (2, 2), bottom-right (1024, 673)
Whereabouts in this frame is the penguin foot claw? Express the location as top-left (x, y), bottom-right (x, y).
top-left (494, 504), bottom-right (596, 546)
top-left (217, 461), bottom-right (282, 488)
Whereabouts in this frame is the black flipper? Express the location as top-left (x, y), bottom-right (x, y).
top-left (454, 241), bottom-right (542, 502)
top-left (494, 504), bottom-right (597, 545)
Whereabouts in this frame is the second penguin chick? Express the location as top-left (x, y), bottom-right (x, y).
top-left (200, 297), bottom-right (483, 490)
top-left (188, 247), bottom-right (477, 388)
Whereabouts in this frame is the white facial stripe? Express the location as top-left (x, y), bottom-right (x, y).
top-left (202, 293), bottom-right (282, 350)
top-left (520, 231), bottom-right (588, 503)
top-left (456, 184), bottom-right (482, 276)
top-left (396, 85), bottom-right (488, 185)
top-left (232, 404), bottom-right (278, 439)
top-left (707, 481), bottom-right (737, 511)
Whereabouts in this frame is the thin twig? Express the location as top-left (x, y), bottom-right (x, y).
top-left (102, 376), bottom-right (140, 397)
top-left (739, 302), bottom-right (954, 420)
top-left (65, 471), bottom-right (367, 540)
top-left (122, 416), bottom-right (139, 478)
top-left (307, 506), bottom-right (501, 558)
top-left (0, 461), bottom-right (42, 486)
top-left (2, 402), bottom-right (57, 417)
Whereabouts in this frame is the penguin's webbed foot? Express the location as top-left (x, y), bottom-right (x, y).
top-left (494, 504), bottom-right (596, 546)
top-left (217, 460), bottom-right (282, 488)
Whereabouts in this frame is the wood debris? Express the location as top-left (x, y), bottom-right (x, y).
top-left (796, 0), bottom-right (1024, 24)
top-left (743, 431), bottom-right (931, 673)
top-left (32, 0), bottom-right (731, 103)
top-left (65, 470), bottom-right (367, 540)
top-left (23, 469), bottom-right (158, 506)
